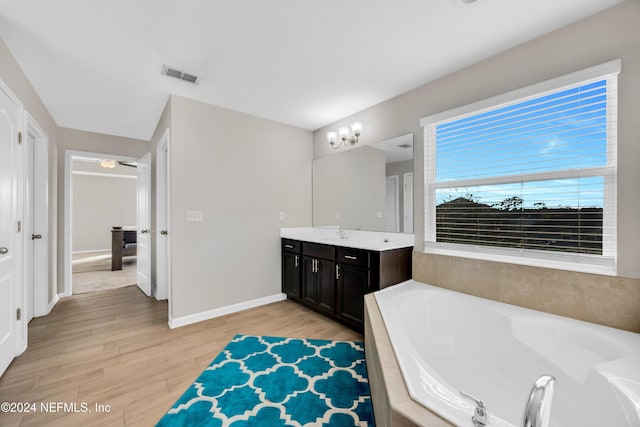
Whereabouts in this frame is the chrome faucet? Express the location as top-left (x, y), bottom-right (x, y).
top-left (460, 391), bottom-right (490, 427)
top-left (521, 375), bottom-right (555, 427)
top-left (460, 375), bottom-right (555, 427)
top-left (337, 227), bottom-right (348, 239)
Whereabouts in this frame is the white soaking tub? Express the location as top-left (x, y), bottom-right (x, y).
top-left (374, 280), bottom-right (640, 427)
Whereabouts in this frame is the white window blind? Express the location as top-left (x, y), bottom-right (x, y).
top-left (421, 60), bottom-right (620, 273)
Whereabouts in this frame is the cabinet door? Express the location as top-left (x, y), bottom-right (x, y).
top-left (337, 263), bottom-right (370, 327)
top-left (282, 251), bottom-right (300, 299)
top-left (300, 256), bottom-right (318, 306)
top-left (316, 259), bottom-right (336, 314)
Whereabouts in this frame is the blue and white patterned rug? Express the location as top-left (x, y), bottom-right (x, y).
top-left (156, 334), bottom-right (375, 427)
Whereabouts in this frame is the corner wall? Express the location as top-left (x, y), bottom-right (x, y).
top-left (312, 1), bottom-right (640, 329)
top-left (168, 96), bottom-right (312, 320)
top-left (0, 36), bottom-right (58, 304)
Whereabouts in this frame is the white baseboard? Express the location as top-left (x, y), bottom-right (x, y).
top-left (72, 249), bottom-right (110, 254)
top-left (46, 294), bottom-right (60, 315)
top-left (168, 293), bottom-right (287, 329)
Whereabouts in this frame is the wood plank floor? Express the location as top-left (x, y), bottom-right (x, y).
top-left (0, 286), bottom-right (362, 426)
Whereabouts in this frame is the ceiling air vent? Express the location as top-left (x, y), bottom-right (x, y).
top-left (162, 65), bottom-right (199, 85)
top-left (397, 143), bottom-right (412, 149)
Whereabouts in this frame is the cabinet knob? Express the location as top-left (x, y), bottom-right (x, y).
top-left (0, 247), bottom-right (7, 255)
top-left (160, 230), bottom-right (168, 235)
top-left (31, 234), bottom-right (42, 240)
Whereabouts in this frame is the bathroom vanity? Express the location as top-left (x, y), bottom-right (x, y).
top-left (281, 227), bottom-right (413, 330)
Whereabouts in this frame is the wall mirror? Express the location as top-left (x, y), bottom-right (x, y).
top-left (312, 133), bottom-right (414, 233)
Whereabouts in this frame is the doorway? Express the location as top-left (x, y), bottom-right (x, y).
top-left (63, 150), bottom-right (151, 297)
top-left (385, 175), bottom-right (400, 232)
top-left (70, 157), bottom-right (138, 294)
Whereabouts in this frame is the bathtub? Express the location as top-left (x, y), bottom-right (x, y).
top-left (372, 280), bottom-right (640, 427)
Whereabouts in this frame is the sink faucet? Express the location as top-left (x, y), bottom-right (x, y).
top-left (521, 375), bottom-right (555, 427)
top-left (337, 227), bottom-right (348, 239)
top-left (460, 375), bottom-right (555, 427)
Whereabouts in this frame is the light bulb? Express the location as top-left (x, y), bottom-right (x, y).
top-left (351, 122), bottom-right (363, 134)
top-left (326, 131), bottom-right (338, 143)
top-left (338, 127), bottom-right (350, 139)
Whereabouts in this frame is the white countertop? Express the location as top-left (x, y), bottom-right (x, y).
top-left (280, 227), bottom-right (414, 252)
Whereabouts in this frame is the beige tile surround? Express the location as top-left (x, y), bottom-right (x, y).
top-left (413, 252), bottom-right (640, 333)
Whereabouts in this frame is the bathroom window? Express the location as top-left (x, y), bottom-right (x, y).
top-left (421, 60), bottom-right (620, 274)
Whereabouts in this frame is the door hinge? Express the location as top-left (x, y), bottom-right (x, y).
top-left (17, 220), bottom-right (21, 233)
top-left (16, 308), bottom-right (21, 321)
top-left (18, 131), bottom-right (22, 144)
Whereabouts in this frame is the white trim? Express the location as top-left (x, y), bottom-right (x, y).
top-left (64, 150), bottom-right (139, 296)
top-left (422, 61), bottom-right (619, 276)
top-left (168, 293), bottom-right (287, 329)
top-left (420, 59), bottom-right (621, 127)
top-left (424, 244), bottom-right (616, 276)
top-left (45, 294), bottom-right (60, 316)
top-left (156, 128), bottom-right (170, 303)
top-left (72, 171), bottom-right (137, 179)
top-left (72, 249), bottom-right (110, 255)
top-left (1, 77), bottom-right (27, 361)
top-left (23, 111), bottom-right (50, 319)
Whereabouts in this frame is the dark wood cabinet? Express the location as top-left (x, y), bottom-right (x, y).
top-left (282, 238), bottom-right (412, 331)
top-left (336, 263), bottom-right (370, 326)
top-left (282, 251), bottom-right (300, 299)
top-left (316, 258), bottom-right (336, 314)
top-left (282, 239), bottom-right (301, 299)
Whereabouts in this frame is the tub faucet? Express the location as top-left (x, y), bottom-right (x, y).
top-left (521, 375), bottom-right (556, 427)
top-left (460, 391), bottom-right (490, 427)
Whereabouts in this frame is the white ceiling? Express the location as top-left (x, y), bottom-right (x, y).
top-left (0, 0), bottom-right (623, 141)
top-left (371, 133), bottom-right (414, 164)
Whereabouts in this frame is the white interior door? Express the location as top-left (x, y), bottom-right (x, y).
top-left (25, 133), bottom-right (35, 322)
top-left (156, 130), bottom-right (170, 301)
top-left (0, 83), bottom-right (22, 376)
top-left (403, 172), bottom-right (414, 234)
top-left (385, 175), bottom-right (399, 232)
top-left (136, 153), bottom-right (151, 296)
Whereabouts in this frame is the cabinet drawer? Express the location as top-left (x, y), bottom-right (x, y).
top-left (337, 247), bottom-right (370, 268)
top-left (282, 239), bottom-right (301, 253)
top-left (302, 242), bottom-right (335, 260)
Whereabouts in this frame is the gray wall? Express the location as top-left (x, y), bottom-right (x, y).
top-left (0, 36), bottom-right (59, 303)
top-left (313, 146), bottom-right (386, 231)
top-left (72, 172), bottom-right (137, 252)
top-left (313, 0), bottom-right (640, 279)
top-left (168, 96), bottom-right (312, 319)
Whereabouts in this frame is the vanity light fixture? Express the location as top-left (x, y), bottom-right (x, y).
top-left (99, 159), bottom-right (117, 169)
top-left (327, 122), bottom-right (363, 149)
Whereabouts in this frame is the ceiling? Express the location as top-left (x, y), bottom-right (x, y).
top-left (372, 134), bottom-right (414, 164)
top-left (0, 0), bottom-right (623, 141)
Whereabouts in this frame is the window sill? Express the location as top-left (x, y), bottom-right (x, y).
top-left (423, 242), bottom-right (616, 276)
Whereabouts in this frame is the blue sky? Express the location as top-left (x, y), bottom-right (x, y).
top-left (435, 79), bottom-right (608, 209)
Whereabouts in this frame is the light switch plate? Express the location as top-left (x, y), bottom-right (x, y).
top-left (279, 211), bottom-right (285, 221)
top-left (187, 211), bottom-right (204, 222)
top-left (376, 211), bottom-right (383, 218)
